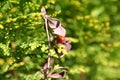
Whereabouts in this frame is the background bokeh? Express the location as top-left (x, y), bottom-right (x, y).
top-left (0, 0), bottom-right (120, 80)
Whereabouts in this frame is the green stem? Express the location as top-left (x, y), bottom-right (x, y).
top-left (44, 18), bottom-right (51, 69)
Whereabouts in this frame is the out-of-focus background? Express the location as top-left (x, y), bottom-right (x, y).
top-left (0, 0), bottom-right (120, 80)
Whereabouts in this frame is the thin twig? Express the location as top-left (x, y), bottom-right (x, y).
top-left (44, 18), bottom-right (51, 69)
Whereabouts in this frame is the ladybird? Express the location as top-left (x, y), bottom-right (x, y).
top-left (56, 35), bottom-right (66, 43)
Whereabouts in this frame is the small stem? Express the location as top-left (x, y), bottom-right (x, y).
top-left (45, 78), bottom-right (48, 80)
top-left (44, 19), bottom-right (51, 69)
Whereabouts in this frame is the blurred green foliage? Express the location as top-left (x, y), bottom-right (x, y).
top-left (0, 0), bottom-right (120, 80)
